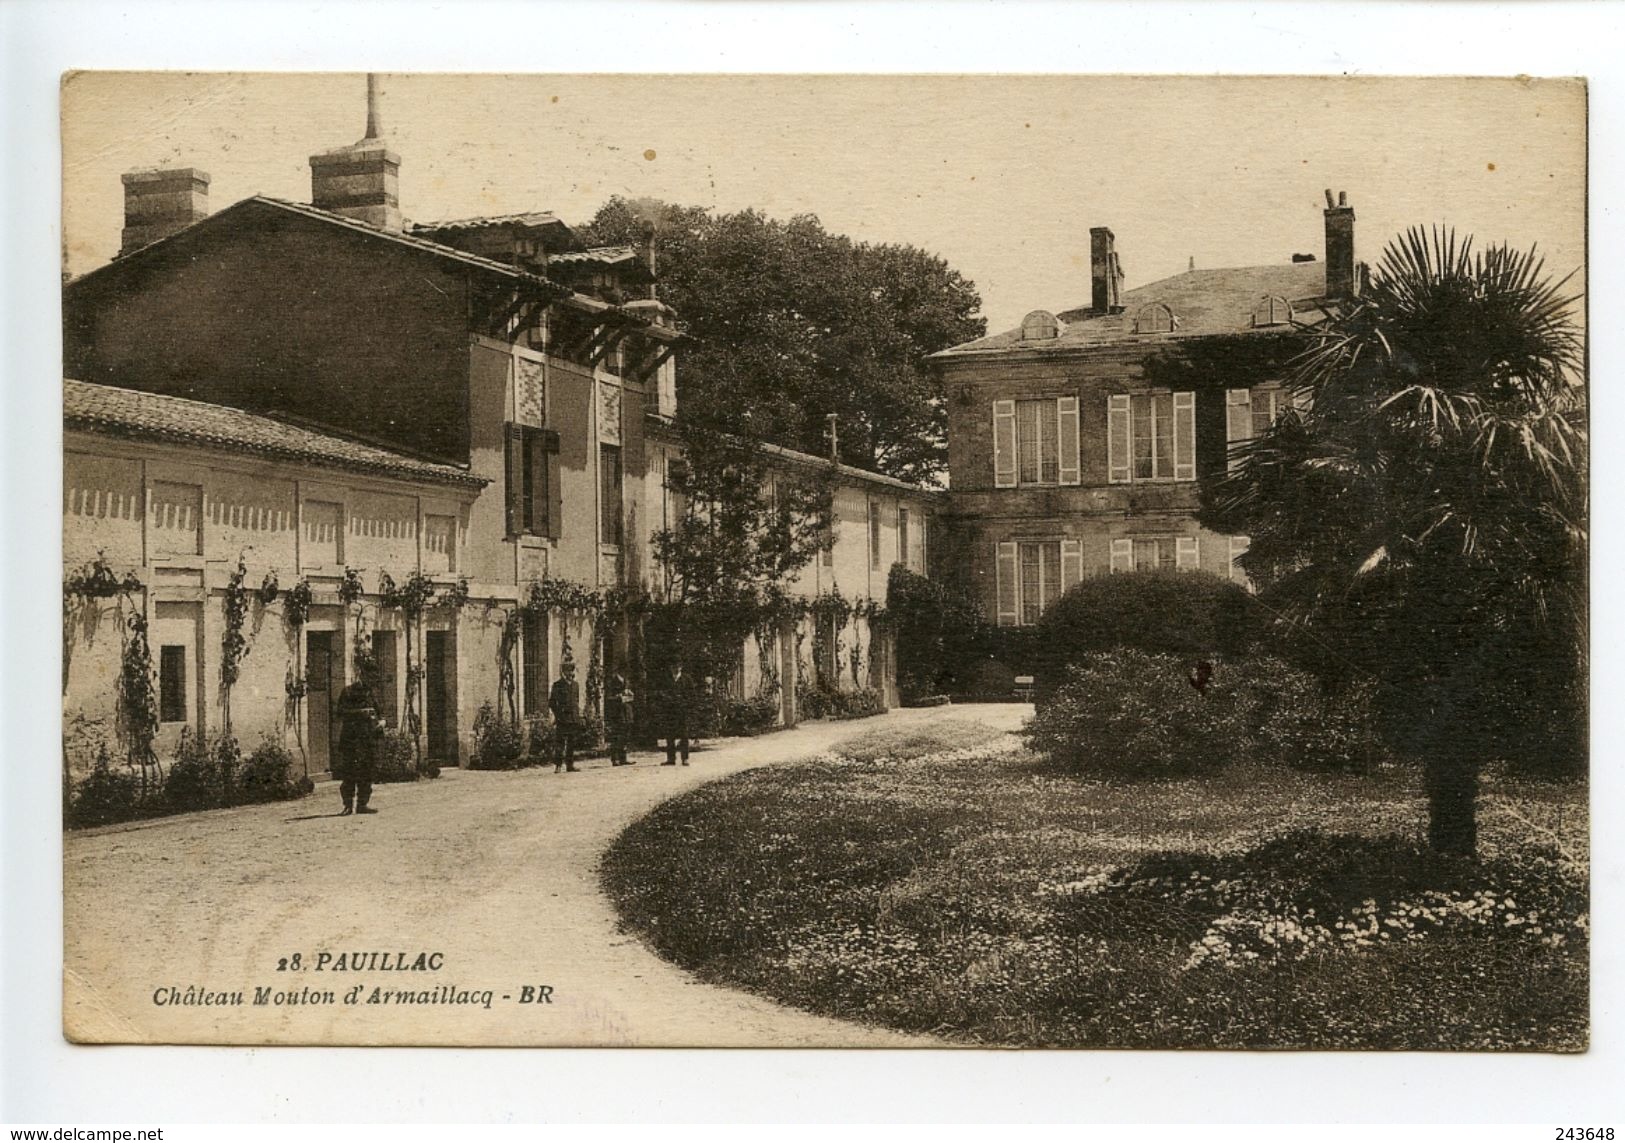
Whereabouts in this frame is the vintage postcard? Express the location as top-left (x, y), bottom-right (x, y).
top-left (60, 73), bottom-right (1587, 1049)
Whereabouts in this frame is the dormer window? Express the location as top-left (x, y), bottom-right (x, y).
top-left (1251, 294), bottom-right (1294, 327)
top-left (1133, 302), bottom-right (1177, 334)
top-left (1019, 310), bottom-right (1063, 341)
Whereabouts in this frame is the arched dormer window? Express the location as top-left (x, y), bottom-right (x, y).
top-left (1251, 294), bottom-right (1294, 328)
top-left (1133, 302), bottom-right (1177, 334)
top-left (1020, 310), bottom-right (1063, 341)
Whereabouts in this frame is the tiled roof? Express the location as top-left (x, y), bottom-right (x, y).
top-left (642, 411), bottom-right (947, 500)
top-left (64, 379), bottom-right (487, 488)
top-left (548, 245), bottom-right (638, 266)
top-left (937, 261), bottom-right (1330, 357)
top-left (408, 211), bottom-right (568, 233)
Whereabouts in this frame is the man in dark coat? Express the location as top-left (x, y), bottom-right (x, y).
top-left (605, 672), bottom-right (634, 766)
top-left (658, 661), bottom-right (695, 767)
top-left (334, 678), bottom-right (382, 815)
top-left (549, 661), bottom-right (582, 773)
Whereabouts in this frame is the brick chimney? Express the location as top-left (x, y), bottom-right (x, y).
top-left (1323, 189), bottom-right (1356, 299)
top-left (310, 74), bottom-right (402, 231)
top-left (119, 167), bottom-right (209, 256)
top-left (1090, 227), bottom-right (1124, 313)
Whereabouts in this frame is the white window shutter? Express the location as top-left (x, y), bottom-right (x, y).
top-left (1229, 534), bottom-right (1251, 587)
top-left (1177, 535), bottom-right (1200, 571)
top-left (1174, 391), bottom-right (1197, 481)
top-left (1109, 538), bottom-right (1133, 574)
top-left (1226, 389), bottom-right (1252, 472)
top-left (993, 401), bottom-right (1017, 488)
top-left (1057, 396), bottom-right (1081, 485)
top-left (1060, 539), bottom-right (1083, 594)
top-left (1107, 394), bottom-right (1131, 484)
top-left (995, 541), bottom-right (1019, 626)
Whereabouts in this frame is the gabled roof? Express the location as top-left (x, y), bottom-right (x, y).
top-left (70, 195), bottom-right (573, 298)
top-left (936, 260), bottom-right (1330, 358)
top-left (64, 379), bottom-right (487, 489)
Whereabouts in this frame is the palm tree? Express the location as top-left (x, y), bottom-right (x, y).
top-left (1202, 227), bottom-right (1586, 856)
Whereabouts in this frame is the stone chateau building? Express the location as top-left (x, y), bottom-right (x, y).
top-left (62, 83), bottom-right (938, 777)
top-left (933, 192), bottom-right (1362, 626)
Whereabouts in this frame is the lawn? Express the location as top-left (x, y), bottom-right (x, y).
top-left (600, 715), bottom-right (1587, 1049)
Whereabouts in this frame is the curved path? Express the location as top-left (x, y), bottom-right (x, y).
top-left (64, 704), bottom-right (1028, 1046)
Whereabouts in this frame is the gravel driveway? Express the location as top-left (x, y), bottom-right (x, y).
top-left (64, 704), bottom-right (1029, 1046)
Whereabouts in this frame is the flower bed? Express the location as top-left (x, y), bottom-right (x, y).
top-left (601, 723), bottom-right (1587, 1049)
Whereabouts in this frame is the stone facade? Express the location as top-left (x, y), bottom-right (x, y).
top-left (936, 194), bottom-right (1362, 626)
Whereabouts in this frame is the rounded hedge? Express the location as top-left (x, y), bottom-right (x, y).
top-left (1030, 569), bottom-right (1260, 702)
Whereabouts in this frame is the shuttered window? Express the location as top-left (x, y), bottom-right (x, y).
top-left (869, 501), bottom-right (883, 570)
top-left (996, 539), bottom-right (1078, 626)
top-left (1110, 392), bottom-right (1195, 482)
top-left (1112, 536), bottom-right (1201, 574)
top-left (600, 443), bottom-right (623, 546)
top-left (506, 424), bottom-right (561, 538)
top-left (995, 397), bottom-right (1081, 488)
top-left (1226, 387), bottom-right (1289, 470)
top-left (1229, 534), bottom-right (1252, 588)
top-left (898, 508), bottom-right (911, 571)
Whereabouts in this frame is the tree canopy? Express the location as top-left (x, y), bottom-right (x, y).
top-left (1201, 226), bottom-right (1586, 856)
top-left (576, 197), bottom-right (986, 482)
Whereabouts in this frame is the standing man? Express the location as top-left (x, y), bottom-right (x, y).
top-left (334, 677), bottom-right (383, 815)
top-left (549, 660), bottom-right (582, 773)
top-left (658, 660), bottom-right (694, 767)
top-left (605, 672), bottom-right (634, 766)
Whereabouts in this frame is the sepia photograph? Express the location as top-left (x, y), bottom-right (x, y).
top-left (55, 69), bottom-right (1588, 1056)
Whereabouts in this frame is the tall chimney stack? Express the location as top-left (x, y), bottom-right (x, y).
top-left (119, 167), bottom-right (209, 256)
top-left (1323, 189), bottom-right (1356, 299)
top-left (310, 73), bottom-right (402, 231)
top-left (1090, 227), bottom-right (1123, 313)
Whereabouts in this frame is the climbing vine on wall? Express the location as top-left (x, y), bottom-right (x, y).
top-left (220, 555), bottom-right (252, 733)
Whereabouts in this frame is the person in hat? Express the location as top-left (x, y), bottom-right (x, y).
top-left (334, 678), bottom-right (384, 814)
top-left (549, 659), bottom-right (582, 773)
top-left (657, 659), bottom-right (696, 766)
top-left (605, 671), bottom-right (635, 766)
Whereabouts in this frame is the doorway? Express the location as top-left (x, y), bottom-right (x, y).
top-left (305, 630), bottom-right (338, 775)
top-left (425, 630), bottom-right (455, 765)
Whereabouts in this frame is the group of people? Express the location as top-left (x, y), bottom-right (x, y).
top-left (330, 660), bottom-right (703, 816)
top-left (548, 659), bottom-right (698, 771)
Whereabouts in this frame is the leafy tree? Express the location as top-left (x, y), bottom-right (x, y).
top-left (577, 197), bottom-right (985, 482)
top-left (649, 412), bottom-right (835, 683)
top-left (1202, 227), bottom-right (1586, 856)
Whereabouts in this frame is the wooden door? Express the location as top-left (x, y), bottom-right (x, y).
top-left (425, 630), bottom-right (453, 764)
top-left (305, 630), bottom-right (337, 775)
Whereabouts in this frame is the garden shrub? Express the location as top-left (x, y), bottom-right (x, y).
top-left (237, 735), bottom-right (302, 802)
top-left (1232, 658), bottom-right (1389, 773)
top-left (833, 686), bottom-right (886, 720)
top-left (373, 729), bottom-right (422, 782)
top-left (164, 729), bottom-right (243, 811)
top-left (796, 677), bottom-right (835, 721)
top-left (1024, 651), bottom-right (1253, 779)
top-left (469, 701), bottom-right (525, 770)
top-left (66, 742), bottom-right (146, 828)
top-left (1030, 570), bottom-right (1260, 703)
top-left (888, 566), bottom-right (993, 699)
top-left (721, 692), bottom-right (780, 735)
